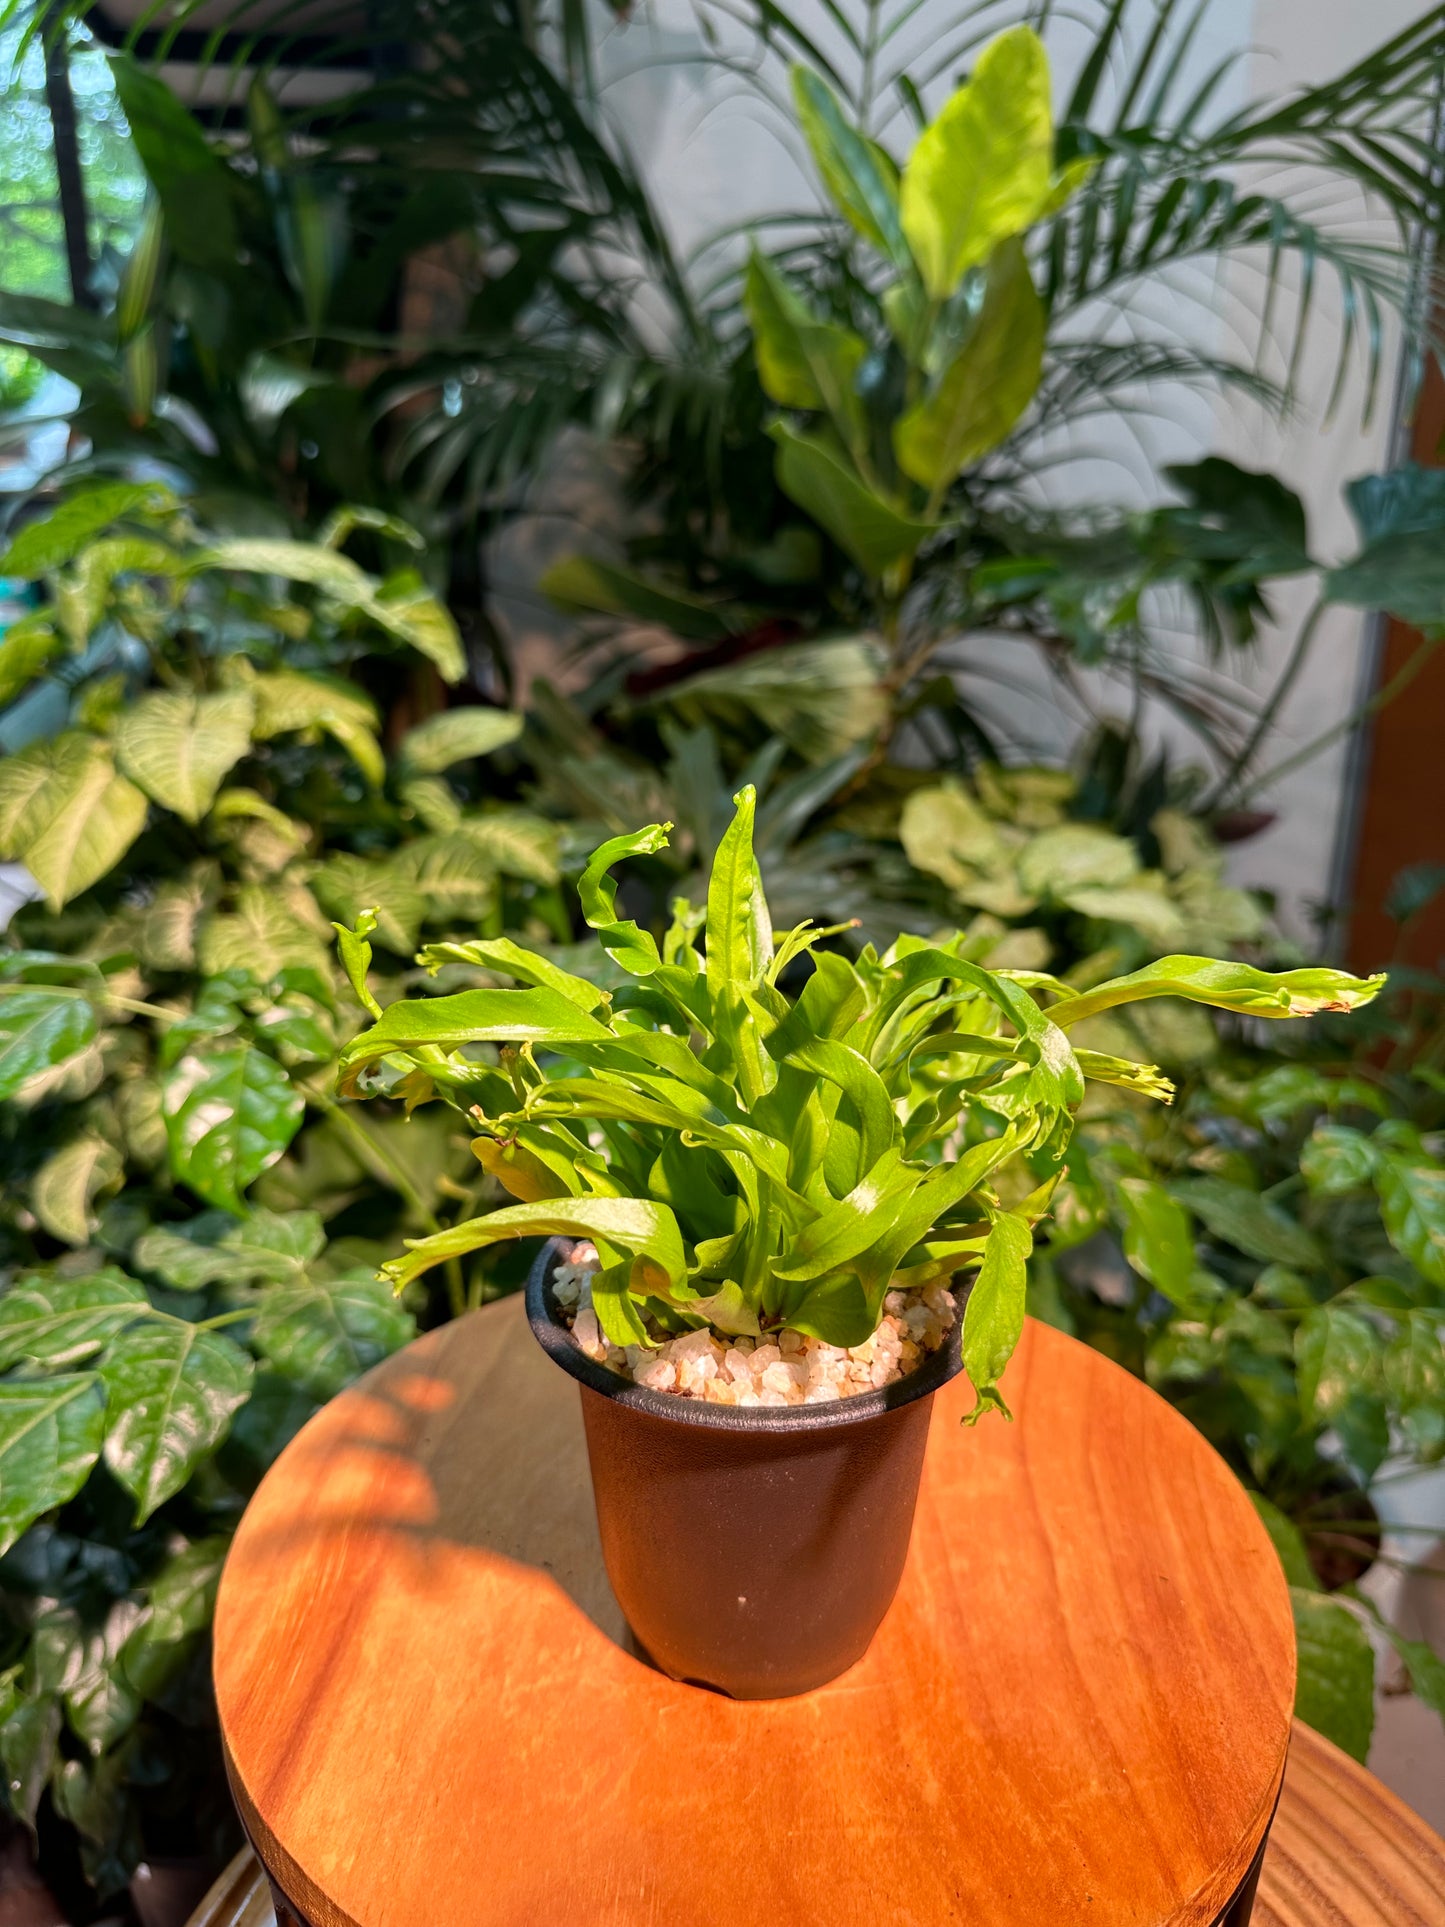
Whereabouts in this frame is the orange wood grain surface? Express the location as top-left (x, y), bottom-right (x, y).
top-left (190, 1723), bottom-right (1445, 1927)
top-left (214, 1300), bottom-right (1299, 1927)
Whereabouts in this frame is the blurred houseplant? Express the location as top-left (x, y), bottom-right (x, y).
top-left (535, 9), bottom-right (1445, 807)
top-left (0, 0), bottom-right (698, 686)
top-left (0, 481), bottom-right (564, 1903)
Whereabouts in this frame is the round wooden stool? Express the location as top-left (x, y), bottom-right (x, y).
top-left (214, 1302), bottom-right (1307, 1927)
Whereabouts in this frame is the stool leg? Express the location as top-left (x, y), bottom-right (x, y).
top-left (1214, 1811), bottom-right (1274, 1927)
top-left (266, 1873), bottom-right (313, 1927)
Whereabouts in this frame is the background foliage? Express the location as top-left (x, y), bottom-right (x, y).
top-left (1, 0), bottom-right (1444, 1909)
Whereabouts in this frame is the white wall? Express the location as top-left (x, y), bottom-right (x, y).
top-left (1203, 0), bottom-right (1425, 935)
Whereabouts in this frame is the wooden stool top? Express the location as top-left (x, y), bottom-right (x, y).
top-left (215, 1300), bottom-right (1297, 1927)
top-left (189, 1722), bottom-right (1445, 1927)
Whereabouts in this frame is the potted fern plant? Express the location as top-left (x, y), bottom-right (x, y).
top-left (336, 789), bottom-right (1383, 1698)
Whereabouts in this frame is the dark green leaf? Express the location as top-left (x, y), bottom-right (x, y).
top-left (98, 1325), bottom-right (254, 1521)
top-left (791, 67), bottom-right (906, 260)
top-left (0, 1693), bottom-right (62, 1831)
top-left (1248, 1492), bottom-right (1315, 1589)
top-left (0, 1272), bottom-right (149, 1370)
top-left (1290, 1588), bottom-right (1375, 1761)
top-left (253, 1271), bottom-right (416, 1400)
top-left (1115, 1177), bottom-right (1215, 1311)
top-left (0, 1376), bottom-right (106, 1556)
top-left (161, 1047), bottom-right (306, 1213)
top-left (133, 1210), bottom-right (324, 1291)
top-left (1172, 1178), bottom-right (1324, 1269)
top-left (1300, 1124), bottom-right (1378, 1195)
top-left (769, 422), bottom-right (936, 576)
top-left (0, 988), bottom-right (98, 1100)
top-left (1295, 1306), bottom-right (1381, 1423)
top-left (1377, 1153), bottom-right (1445, 1286)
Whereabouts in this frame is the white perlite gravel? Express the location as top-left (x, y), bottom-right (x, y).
top-left (551, 1242), bottom-right (956, 1406)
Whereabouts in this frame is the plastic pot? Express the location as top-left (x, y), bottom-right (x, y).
top-left (525, 1238), bottom-right (962, 1699)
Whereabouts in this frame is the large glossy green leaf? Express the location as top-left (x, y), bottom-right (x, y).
top-left (1053, 958), bottom-right (1386, 1028)
top-left (769, 423), bottom-right (935, 576)
top-left (1296, 1306), bottom-right (1381, 1423)
top-left (0, 1375), bottom-right (106, 1555)
top-left (32, 1137), bottom-right (124, 1247)
top-left (161, 1047), bottom-right (306, 1213)
top-left (1290, 1589), bottom-right (1376, 1761)
top-left (791, 67), bottom-right (905, 260)
top-left (900, 26), bottom-right (1054, 295)
top-left (134, 1209), bottom-right (324, 1291)
top-left (1376, 1153), bottom-right (1445, 1286)
top-left (99, 1324), bottom-right (253, 1519)
top-left (0, 986), bottom-right (98, 1100)
top-left (113, 691), bottom-right (255, 824)
top-left (121, 1536), bottom-right (230, 1698)
top-left (962, 1211), bottom-right (1034, 1422)
top-left (894, 241), bottom-right (1045, 489)
top-left (1383, 1313), bottom-right (1445, 1444)
top-left (1300, 1124), bottom-right (1378, 1195)
top-left (398, 708), bottom-right (523, 774)
top-left (0, 734), bottom-right (149, 908)
top-left (0, 1272), bottom-right (149, 1370)
top-left (253, 1271), bottom-right (416, 1399)
top-left (1115, 1178), bottom-right (1214, 1312)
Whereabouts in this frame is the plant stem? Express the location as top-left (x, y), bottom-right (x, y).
top-left (310, 1088), bottom-right (467, 1319)
top-left (0, 982), bottom-right (178, 1026)
top-left (1206, 597), bottom-right (1327, 809)
top-left (1238, 632), bottom-right (1444, 804)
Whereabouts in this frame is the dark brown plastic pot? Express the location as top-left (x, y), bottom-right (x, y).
top-left (525, 1238), bottom-right (963, 1699)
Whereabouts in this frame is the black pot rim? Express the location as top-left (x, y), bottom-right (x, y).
top-left (524, 1237), bottom-right (964, 1434)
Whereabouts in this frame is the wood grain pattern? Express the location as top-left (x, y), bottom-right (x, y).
top-left (1257, 1722), bottom-right (1445, 1927)
top-left (215, 1300), bottom-right (1299, 1927)
top-left (189, 1725), bottom-right (1445, 1927)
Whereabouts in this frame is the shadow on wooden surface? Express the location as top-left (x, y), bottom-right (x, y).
top-left (187, 1720), bottom-right (1445, 1927)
